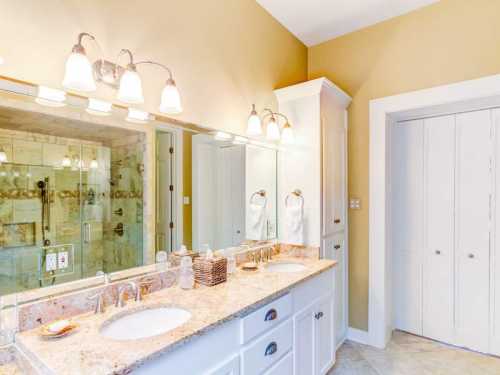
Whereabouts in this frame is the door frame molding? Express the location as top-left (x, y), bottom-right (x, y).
top-left (369, 73), bottom-right (500, 348)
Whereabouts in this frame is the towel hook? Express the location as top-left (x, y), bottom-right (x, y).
top-left (250, 189), bottom-right (267, 206)
top-left (285, 189), bottom-right (303, 207)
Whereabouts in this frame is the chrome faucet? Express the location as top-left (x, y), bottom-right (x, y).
top-left (88, 290), bottom-right (106, 314)
top-left (115, 281), bottom-right (138, 308)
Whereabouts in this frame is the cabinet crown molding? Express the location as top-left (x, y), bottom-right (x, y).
top-left (274, 77), bottom-right (351, 107)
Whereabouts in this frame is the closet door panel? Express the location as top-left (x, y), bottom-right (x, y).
top-left (391, 120), bottom-right (424, 335)
top-left (423, 115), bottom-right (455, 343)
top-left (493, 109), bottom-right (500, 355)
top-left (455, 110), bottom-right (491, 353)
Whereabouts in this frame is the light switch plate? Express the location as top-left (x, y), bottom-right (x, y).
top-left (349, 198), bottom-right (361, 210)
top-left (46, 253), bottom-right (57, 272)
top-left (183, 196), bottom-right (190, 205)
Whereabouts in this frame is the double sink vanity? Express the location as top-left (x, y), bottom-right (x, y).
top-left (13, 248), bottom-right (336, 375)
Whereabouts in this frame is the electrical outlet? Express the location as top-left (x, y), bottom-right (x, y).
top-left (46, 253), bottom-right (57, 272)
top-left (58, 251), bottom-right (69, 269)
top-left (349, 198), bottom-right (361, 210)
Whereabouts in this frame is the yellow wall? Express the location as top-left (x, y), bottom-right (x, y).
top-left (308, 0), bottom-right (500, 330)
top-left (0, 0), bottom-right (307, 135)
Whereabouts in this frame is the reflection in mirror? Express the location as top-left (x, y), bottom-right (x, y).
top-left (156, 130), bottom-right (277, 253)
top-left (0, 106), bottom-right (145, 296)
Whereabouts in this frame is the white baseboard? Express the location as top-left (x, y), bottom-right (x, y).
top-left (346, 327), bottom-right (369, 345)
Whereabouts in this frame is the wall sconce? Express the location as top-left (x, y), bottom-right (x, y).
top-left (61, 155), bottom-right (71, 168)
top-left (246, 105), bottom-right (294, 144)
top-left (0, 147), bottom-right (7, 163)
top-left (0, 56), bottom-right (4, 65)
top-left (62, 32), bottom-right (182, 115)
top-left (89, 159), bottom-right (99, 169)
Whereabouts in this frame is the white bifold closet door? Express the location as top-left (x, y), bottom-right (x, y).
top-left (455, 110), bottom-right (492, 353)
top-left (422, 115), bottom-right (455, 344)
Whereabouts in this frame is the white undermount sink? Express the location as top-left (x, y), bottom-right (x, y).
top-left (100, 307), bottom-right (191, 341)
top-left (265, 261), bottom-right (307, 273)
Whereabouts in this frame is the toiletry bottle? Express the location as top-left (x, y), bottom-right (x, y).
top-left (179, 256), bottom-right (195, 289)
top-left (156, 250), bottom-right (169, 272)
top-left (224, 249), bottom-right (237, 274)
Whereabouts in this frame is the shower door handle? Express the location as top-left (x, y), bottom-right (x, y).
top-left (83, 223), bottom-right (91, 244)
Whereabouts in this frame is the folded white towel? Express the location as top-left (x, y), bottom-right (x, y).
top-left (247, 203), bottom-right (267, 240)
top-left (285, 201), bottom-right (304, 245)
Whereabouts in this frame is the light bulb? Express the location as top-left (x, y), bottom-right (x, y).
top-left (159, 78), bottom-right (182, 114)
top-left (61, 155), bottom-right (71, 168)
top-left (62, 45), bottom-right (96, 92)
top-left (281, 123), bottom-right (295, 144)
top-left (86, 98), bottom-right (112, 116)
top-left (117, 65), bottom-right (144, 104)
top-left (126, 108), bottom-right (150, 124)
top-left (90, 159), bottom-right (99, 169)
top-left (0, 147), bottom-right (7, 163)
top-left (266, 117), bottom-right (280, 141)
top-left (247, 105), bottom-right (262, 136)
top-left (35, 86), bottom-right (66, 107)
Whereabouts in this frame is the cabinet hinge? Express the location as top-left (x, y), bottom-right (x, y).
top-left (169, 147), bottom-right (174, 154)
top-left (169, 185), bottom-right (174, 192)
top-left (169, 222), bottom-right (174, 229)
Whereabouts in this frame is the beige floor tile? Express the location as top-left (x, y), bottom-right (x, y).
top-left (337, 341), bottom-right (365, 362)
top-left (327, 359), bottom-right (379, 375)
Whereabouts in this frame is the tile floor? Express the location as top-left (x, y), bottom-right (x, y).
top-left (328, 330), bottom-right (500, 375)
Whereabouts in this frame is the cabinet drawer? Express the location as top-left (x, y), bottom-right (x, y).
top-left (241, 319), bottom-right (293, 375)
top-left (263, 351), bottom-right (293, 375)
top-left (240, 293), bottom-right (292, 344)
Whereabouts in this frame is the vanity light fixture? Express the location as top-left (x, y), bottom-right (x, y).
top-left (0, 56), bottom-right (4, 65)
top-left (213, 131), bottom-right (232, 141)
top-left (63, 32), bottom-right (96, 92)
top-left (36, 86), bottom-right (66, 107)
top-left (126, 108), bottom-right (151, 124)
top-left (233, 136), bottom-right (248, 145)
top-left (62, 33), bottom-right (183, 115)
top-left (247, 104), bottom-right (262, 136)
top-left (86, 98), bottom-right (112, 116)
top-left (246, 105), bottom-right (294, 143)
top-left (0, 147), bottom-right (7, 163)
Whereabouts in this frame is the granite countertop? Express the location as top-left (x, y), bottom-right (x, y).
top-left (16, 254), bottom-right (336, 375)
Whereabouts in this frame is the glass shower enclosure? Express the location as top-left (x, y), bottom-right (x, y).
top-left (0, 128), bottom-right (145, 296)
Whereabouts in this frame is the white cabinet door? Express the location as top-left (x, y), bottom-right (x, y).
top-left (391, 119), bottom-right (424, 335)
top-left (294, 304), bottom-right (316, 375)
top-left (322, 235), bottom-right (346, 347)
top-left (422, 115), bottom-right (455, 343)
top-left (494, 109), bottom-right (500, 356)
top-left (206, 354), bottom-right (240, 375)
top-left (315, 295), bottom-right (335, 375)
top-left (455, 110), bottom-right (492, 353)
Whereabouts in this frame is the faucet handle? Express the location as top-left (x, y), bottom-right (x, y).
top-left (136, 277), bottom-right (155, 301)
top-left (88, 291), bottom-right (105, 314)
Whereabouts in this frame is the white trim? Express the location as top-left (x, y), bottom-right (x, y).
top-left (274, 77), bottom-right (351, 107)
top-left (346, 327), bottom-right (369, 345)
top-left (369, 73), bottom-right (500, 349)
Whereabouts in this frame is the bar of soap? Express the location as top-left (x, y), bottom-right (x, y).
top-left (47, 320), bottom-right (70, 334)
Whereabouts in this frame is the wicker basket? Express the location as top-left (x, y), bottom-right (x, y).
top-left (193, 256), bottom-right (228, 286)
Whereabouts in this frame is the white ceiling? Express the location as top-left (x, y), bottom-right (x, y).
top-left (257, 0), bottom-right (439, 46)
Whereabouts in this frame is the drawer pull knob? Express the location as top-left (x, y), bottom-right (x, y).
top-left (315, 312), bottom-right (324, 320)
top-left (334, 219), bottom-right (341, 224)
top-left (334, 245), bottom-right (341, 250)
top-left (435, 250), bottom-right (441, 255)
top-left (468, 253), bottom-right (475, 259)
top-left (265, 342), bottom-right (278, 356)
top-left (264, 308), bottom-right (277, 321)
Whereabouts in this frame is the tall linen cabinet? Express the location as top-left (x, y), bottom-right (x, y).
top-left (391, 108), bottom-right (500, 355)
top-left (275, 78), bottom-right (351, 348)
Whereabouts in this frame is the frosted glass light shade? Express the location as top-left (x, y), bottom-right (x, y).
top-left (0, 148), bottom-right (7, 163)
top-left (281, 123), bottom-right (295, 144)
top-left (61, 155), bottom-right (71, 168)
top-left (247, 105), bottom-right (262, 136)
top-left (62, 51), bottom-right (96, 92)
top-left (0, 56), bottom-right (4, 65)
top-left (89, 159), bottom-right (99, 169)
top-left (118, 68), bottom-right (144, 104)
top-left (159, 79), bottom-right (182, 114)
top-left (266, 118), bottom-right (280, 141)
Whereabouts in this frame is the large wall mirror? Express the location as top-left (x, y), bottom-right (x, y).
top-left (0, 79), bottom-right (278, 302)
top-left (156, 131), bottom-right (278, 253)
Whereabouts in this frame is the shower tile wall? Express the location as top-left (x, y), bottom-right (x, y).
top-left (0, 128), bottom-right (143, 295)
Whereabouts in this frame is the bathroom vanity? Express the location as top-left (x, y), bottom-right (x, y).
top-left (15, 254), bottom-right (336, 375)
